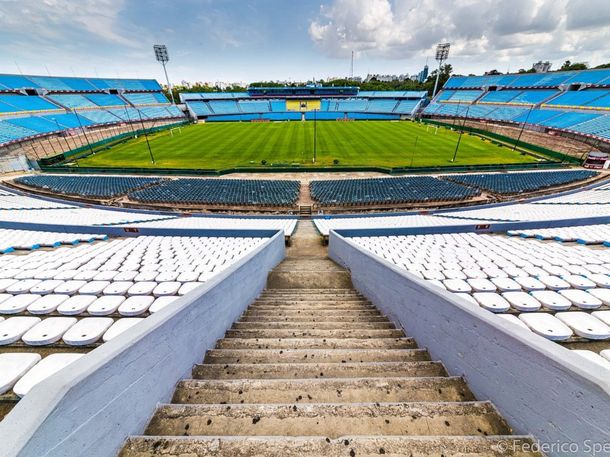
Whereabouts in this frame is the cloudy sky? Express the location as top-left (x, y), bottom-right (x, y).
top-left (0, 0), bottom-right (609, 84)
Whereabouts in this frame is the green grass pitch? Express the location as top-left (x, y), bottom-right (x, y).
top-left (77, 120), bottom-right (541, 169)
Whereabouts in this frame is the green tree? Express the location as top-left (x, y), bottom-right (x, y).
top-left (560, 60), bottom-right (588, 71)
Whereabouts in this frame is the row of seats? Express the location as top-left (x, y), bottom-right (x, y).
top-left (445, 68), bottom-right (610, 89)
top-left (310, 176), bottom-right (479, 206)
top-left (129, 179), bottom-right (300, 207)
top-left (0, 233), bottom-right (268, 399)
top-left (507, 224), bottom-right (610, 245)
top-left (443, 170), bottom-right (598, 194)
top-left (186, 96), bottom-right (424, 118)
top-left (0, 229), bottom-right (106, 253)
top-left (351, 234), bottom-right (610, 345)
top-left (0, 74), bottom-right (161, 92)
top-left (16, 175), bottom-right (164, 199)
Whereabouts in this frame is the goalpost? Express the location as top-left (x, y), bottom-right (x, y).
top-left (168, 126), bottom-right (183, 137)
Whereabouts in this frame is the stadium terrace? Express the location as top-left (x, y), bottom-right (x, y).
top-left (0, 66), bottom-right (609, 457)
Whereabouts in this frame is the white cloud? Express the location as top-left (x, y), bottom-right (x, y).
top-left (309, 0), bottom-right (610, 71)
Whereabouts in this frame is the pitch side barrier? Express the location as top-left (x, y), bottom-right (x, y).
top-left (0, 231), bottom-right (285, 457)
top-left (329, 231), bottom-right (610, 457)
top-left (39, 161), bottom-right (565, 177)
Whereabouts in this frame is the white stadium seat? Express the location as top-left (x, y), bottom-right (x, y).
top-left (102, 318), bottom-right (144, 342)
top-left (21, 317), bottom-right (77, 345)
top-left (0, 353), bottom-right (42, 394)
top-left (519, 313), bottom-right (573, 341)
top-left (13, 353), bottom-right (84, 397)
top-left (0, 317), bottom-right (42, 344)
top-left (556, 312), bottom-right (610, 340)
top-left (62, 318), bottom-right (114, 346)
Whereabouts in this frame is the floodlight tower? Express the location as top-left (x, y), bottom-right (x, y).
top-left (432, 42), bottom-right (450, 98)
top-left (153, 44), bottom-right (176, 105)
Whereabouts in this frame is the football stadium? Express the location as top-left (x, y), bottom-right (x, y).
top-left (0, 1), bottom-right (609, 456)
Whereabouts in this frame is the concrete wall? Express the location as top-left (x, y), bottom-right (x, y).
top-left (0, 231), bottom-right (285, 457)
top-left (329, 231), bottom-right (610, 457)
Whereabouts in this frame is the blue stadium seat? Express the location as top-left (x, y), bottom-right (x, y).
top-left (85, 94), bottom-right (127, 107)
top-left (445, 170), bottom-right (597, 194)
top-left (310, 177), bottom-right (479, 206)
top-left (130, 179), bottom-right (300, 206)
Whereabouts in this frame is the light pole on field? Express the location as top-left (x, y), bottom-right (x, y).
top-left (154, 44), bottom-right (176, 105)
top-left (432, 42), bottom-right (450, 99)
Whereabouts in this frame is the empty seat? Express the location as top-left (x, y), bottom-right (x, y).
top-left (72, 270), bottom-right (99, 281)
top-left (87, 296), bottom-right (125, 316)
top-left (467, 278), bottom-right (496, 292)
top-left (530, 290), bottom-right (572, 311)
top-left (0, 317), bottom-right (41, 344)
top-left (473, 292), bottom-right (511, 312)
top-left (127, 282), bottom-right (157, 296)
top-left (30, 279), bottom-right (65, 295)
top-left (155, 271), bottom-right (180, 282)
top-left (562, 275), bottom-right (596, 290)
top-left (149, 296), bottom-right (180, 313)
top-left (178, 282), bottom-right (201, 295)
top-left (588, 288), bottom-right (610, 305)
top-left (496, 314), bottom-right (531, 330)
top-left (538, 276), bottom-right (570, 290)
top-left (114, 271), bottom-right (139, 281)
top-left (592, 310), bottom-right (610, 326)
top-left (78, 280), bottom-right (111, 295)
top-left (0, 353), bottom-right (42, 394)
top-left (442, 279), bottom-right (472, 293)
top-left (558, 289), bottom-right (602, 309)
top-left (519, 313), bottom-right (573, 341)
top-left (22, 317), bottom-right (77, 345)
top-left (502, 292), bottom-right (541, 312)
top-left (556, 312), bottom-right (610, 339)
top-left (491, 277), bottom-right (521, 292)
top-left (514, 276), bottom-right (545, 291)
top-left (152, 282), bottom-right (181, 297)
top-left (13, 353), bottom-right (84, 397)
top-left (54, 280), bottom-right (87, 295)
top-left (0, 294), bottom-right (40, 314)
top-left (26, 294), bottom-right (69, 314)
top-left (134, 271), bottom-right (158, 282)
top-left (6, 279), bottom-right (41, 294)
top-left (422, 270), bottom-right (445, 281)
top-left (92, 271), bottom-right (119, 281)
top-left (176, 271), bottom-right (199, 282)
top-left (118, 296), bottom-right (154, 316)
top-left (57, 295), bottom-right (97, 315)
top-left (102, 281), bottom-right (134, 295)
top-left (62, 317), bottom-right (114, 346)
top-left (585, 274), bottom-right (610, 288)
top-left (0, 278), bottom-right (18, 292)
top-left (102, 318), bottom-right (144, 342)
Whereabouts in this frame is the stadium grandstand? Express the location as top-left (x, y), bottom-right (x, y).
top-left (0, 73), bottom-right (186, 173)
top-left (2, 71), bottom-right (610, 457)
top-left (423, 68), bottom-right (610, 167)
top-left (181, 86), bottom-right (426, 121)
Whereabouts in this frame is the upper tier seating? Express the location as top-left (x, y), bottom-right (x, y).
top-left (0, 74), bottom-right (161, 92)
top-left (84, 94), bottom-right (126, 107)
top-left (544, 90), bottom-right (610, 109)
top-left (366, 99), bottom-right (398, 113)
top-left (237, 100), bottom-right (271, 113)
top-left (16, 175), bottom-right (164, 199)
top-left (208, 100), bottom-right (240, 115)
top-left (47, 95), bottom-right (98, 109)
top-left (445, 69), bottom-right (610, 89)
top-left (129, 179), bottom-right (300, 207)
top-left (444, 170), bottom-right (597, 194)
top-left (0, 95), bottom-right (59, 113)
top-left (310, 176), bottom-right (479, 206)
top-left (124, 93), bottom-right (169, 106)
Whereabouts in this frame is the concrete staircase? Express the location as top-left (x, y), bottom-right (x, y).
top-left (120, 223), bottom-right (541, 456)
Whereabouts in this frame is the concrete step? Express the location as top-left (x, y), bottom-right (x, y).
top-left (232, 321), bottom-right (395, 330)
top-left (172, 377), bottom-right (475, 404)
top-left (260, 288), bottom-right (360, 294)
top-left (224, 328), bottom-right (405, 339)
top-left (215, 337), bottom-right (416, 350)
top-left (192, 361), bottom-right (445, 380)
top-left (267, 271), bottom-right (353, 289)
top-left (250, 301), bottom-right (373, 308)
top-left (121, 435), bottom-right (543, 457)
top-left (145, 402), bottom-right (511, 438)
top-left (239, 315), bottom-right (391, 323)
top-left (204, 348), bottom-right (429, 364)
top-left (243, 309), bottom-right (381, 317)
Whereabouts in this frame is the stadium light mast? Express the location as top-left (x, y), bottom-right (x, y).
top-left (432, 42), bottom-right (450, 98)
top-left (154, 44), bottom-right (176, 105)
